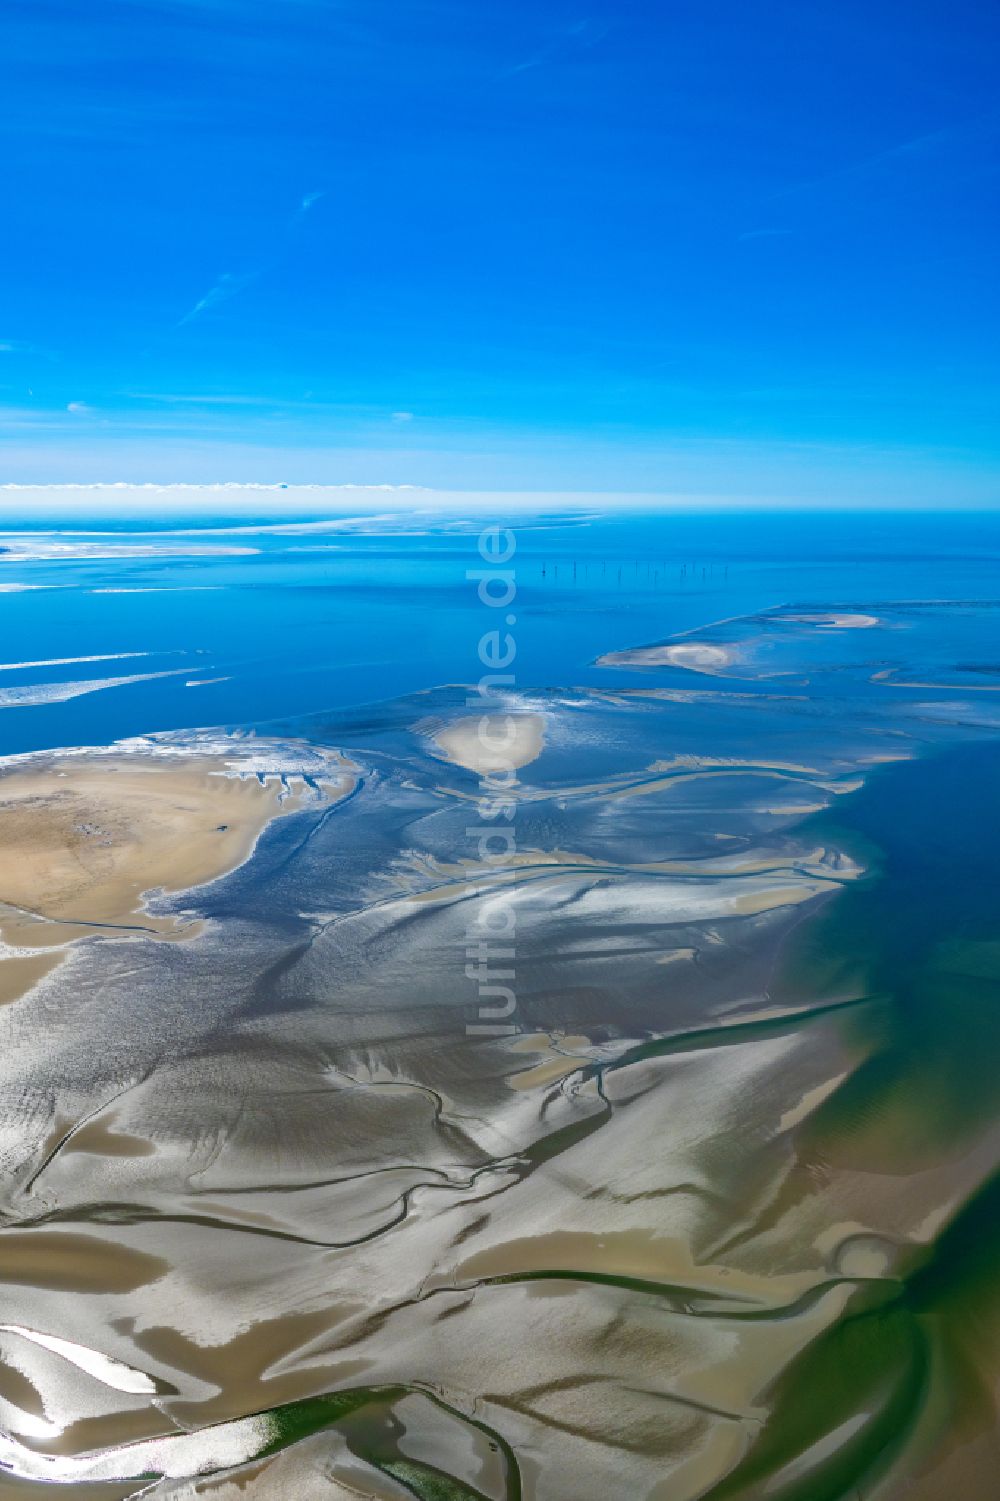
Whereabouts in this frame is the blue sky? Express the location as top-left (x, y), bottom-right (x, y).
top-left (1, 0), bottom-right (998, 504)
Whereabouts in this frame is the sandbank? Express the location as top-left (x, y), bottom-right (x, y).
top-left (0, 749), bottom-right (353, 969)
top-left (785, 611), bottom-right (879, 629)
top-left (429, 711), bottom-right (545, 776)
top-left (598, 641), bottom-right (736, 672)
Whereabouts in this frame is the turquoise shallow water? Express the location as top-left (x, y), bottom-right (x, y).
top-left (3, 508), bottom-right (1000, 756)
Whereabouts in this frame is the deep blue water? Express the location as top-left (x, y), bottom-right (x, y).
top-left (1, 509), bottom-right (999, 757)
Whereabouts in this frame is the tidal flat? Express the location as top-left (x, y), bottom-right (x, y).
top-left (0, 600), bottom-right (999, 1498)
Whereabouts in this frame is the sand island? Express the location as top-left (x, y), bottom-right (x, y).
top-left (428, 710), bottom-right (546, 775)
top-left (0, 742), bottom-right (354, 1004)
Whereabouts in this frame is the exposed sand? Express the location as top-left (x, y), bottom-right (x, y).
top-left (0, 751), bottom-right (353, 970)
top-left (450, 1227), bottom-right (819, 1307)
top-left (0, 950), bottom-right (63, 1007)
top-left (598, 641), bottom-right (736, 672)
top-left (505, 1031), bottom-right (597, 1091)
top-left (785, 611), bottom-right (880, 629)
top-left (0, 669), bottom-right (189, 709)
top-left (429, 711), bottom-right (545, 775)
top-left (1, 604), bottom-right (997, 1498)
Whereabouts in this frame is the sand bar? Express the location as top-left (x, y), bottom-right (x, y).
top-left (598, 641), bottom-right (736, 672)
top-left (429, 711), bottom-right (545, 776)
top-left (784, 611), bottom-right (879, 629)
top-left (0, 746), bottom-right (354, 972)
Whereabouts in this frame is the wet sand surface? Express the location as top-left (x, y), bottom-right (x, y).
top-left (0, 740), bottom-right (355, 1015)
top-left (428, 711), bottom-right (546, 775)
top-left (0, 748), bottom-right (353, 962)
top-left (0, 603), bottom-right (999, 1497)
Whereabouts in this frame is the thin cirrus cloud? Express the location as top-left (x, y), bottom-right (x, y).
top-left (501, 16), bottom-right (611, 77)
top-left (763, 118), bottom-right (991, 208)
top-left (1, 339), bottom-right (56, 360)
top-left (125, 392), bottom-right (278, 406)
top-left (120, 394), bottom-right (416, 426)
top-left (176, 270), bottom-right (260, 327)
top-left (176, 188), bottom-right (326, 327)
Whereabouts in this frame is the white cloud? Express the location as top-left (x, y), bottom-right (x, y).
top-left (0, 482), bottom-right (430, 518)
top-left (0, 482), bottom-right (424, 492)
